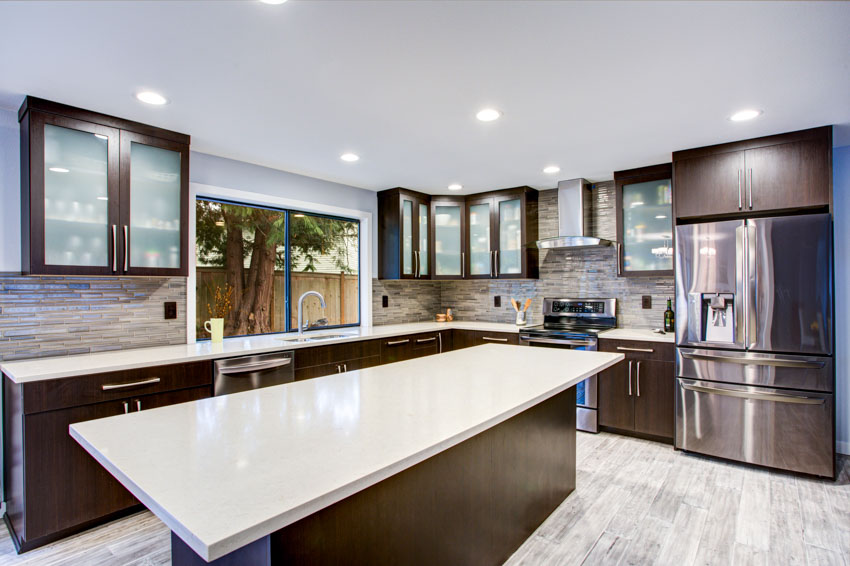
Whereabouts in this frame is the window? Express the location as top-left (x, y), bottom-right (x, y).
top-left (195, 198), bottom-right (359, 340)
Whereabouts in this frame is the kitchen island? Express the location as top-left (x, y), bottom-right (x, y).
top-left (70, 345), bottom-right (623, 565)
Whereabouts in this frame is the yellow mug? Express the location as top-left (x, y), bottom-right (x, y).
top-left (204, 318), bottom-right (224, 343)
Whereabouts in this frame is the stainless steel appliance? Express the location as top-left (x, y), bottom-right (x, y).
top-left (520, 298), bottom-right (617, 432)
top-left (534, 179), bottom-right (614, 249)
top-left (214, 351), bottom-right (295, 396)
top-left (675, 213), bottom-right (834, 477)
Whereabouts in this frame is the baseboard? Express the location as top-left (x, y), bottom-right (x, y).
top-left (838, 440), bottom-right (849, 456)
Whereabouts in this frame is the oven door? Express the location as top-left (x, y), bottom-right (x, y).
top-left (519, 333), bottom-right (599, 433)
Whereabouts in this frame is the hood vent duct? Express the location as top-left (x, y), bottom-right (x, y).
top-left (534, 178), bottom-right (613, 249)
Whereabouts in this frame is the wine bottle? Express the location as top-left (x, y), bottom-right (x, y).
top-left (664, 298), bottom-right (675, 333)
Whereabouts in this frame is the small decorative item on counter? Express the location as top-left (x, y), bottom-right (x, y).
top-left (511, 297), bottom-right (530, 326)
top-left (436, 313), bottom-right (447, 322)
top-left (446, 308), bottom-right (454, 322)
top-left (664, 297), bottom-right (675, 332)
top-left (204, 318), bottom-right (224, 343)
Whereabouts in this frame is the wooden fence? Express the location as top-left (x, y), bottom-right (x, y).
top-left (196, 268), bottom-right (358, 337)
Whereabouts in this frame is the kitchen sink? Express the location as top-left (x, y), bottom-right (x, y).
top-left (276, 332), bottom-right (355, 343)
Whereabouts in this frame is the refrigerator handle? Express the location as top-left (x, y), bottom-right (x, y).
top-left (747, 222), bottom-right (757, 348)
top-left (735, 225), bottom-right (746, 347)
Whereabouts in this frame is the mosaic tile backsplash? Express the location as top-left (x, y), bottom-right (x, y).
top-left (0, 276), bottom-right (186, 361)
top-left (373, 183), bottom-right (675, 329)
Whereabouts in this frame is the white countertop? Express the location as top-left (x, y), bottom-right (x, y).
top-left (70, 345), bottom-right (623, 561)
top-left (0, 321), bottom-right (521, 383)
top-left (598, 328), bottom-right (675, 344)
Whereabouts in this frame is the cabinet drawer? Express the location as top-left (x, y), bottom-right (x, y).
top-left (599, 339), bottom-right (673, 362)
top-left (294, 339), bottom-right (381, 370)
top-left (381, 336), bottom-right (416, 364)
top-left (473, 331), bottom-right (519, 346)
top-left (295, 355), bottom-right (382, 382)
top-left (22, 361), bottom-right (212, 415)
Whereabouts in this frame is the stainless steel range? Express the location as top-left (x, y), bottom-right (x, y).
top-left (519, 298), bottom-right (617, 433)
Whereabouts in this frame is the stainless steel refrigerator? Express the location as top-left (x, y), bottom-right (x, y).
top-left (675, 213), bottom-right (834, 477)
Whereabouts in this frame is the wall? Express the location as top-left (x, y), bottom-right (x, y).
top-left (834, 144), bottom-right (849, 455)
top-left (0, 108), bottom-right (21, 272)
top-left (373, 184), bottom-right (674, 329)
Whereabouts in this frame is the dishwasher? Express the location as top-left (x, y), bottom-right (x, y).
top-left (213, 351), bottom-right (294, 396)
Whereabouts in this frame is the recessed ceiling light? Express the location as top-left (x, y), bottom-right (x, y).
top-left (476, 108), bottom-right (502, 122)
top-left (340, 153), bottom-right (360, 162)
top-left (136, 91), bottom-right (168, 105)
top-left (94, 134), bottom-right (108, 140)
top-left (48, 167), bottom-right (69, 173)
top-left (448, 184), bottom-right (463, 191)
top-left (259, 0), bottom-right (287, 4)
top-left (543, 165), bottom-right (560, 174)
top-left (729, 109), bottom-right (762, 122)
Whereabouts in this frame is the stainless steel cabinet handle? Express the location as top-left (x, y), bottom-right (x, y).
top-left (490, 250), bottom-right (495, 277)
top-left (628, 361), bottom-right (633, 396)
top-left (616, 346), bottom-right (654, 353)
top-left (123, 401), bottom-right (129, 414)
top-left (461, 252), bottom-right (465, 278)
top-left (123, 225), bottom-right (129, 272)
top-left (416, 337), bottom-right (436, 343)
top-left (482, 336), bottom-right (509, 342)
top-left (616, 242), bottom-right (622, 276)
top-left (680, 351), bottom-right (825, 369)
top-left (112, 225), bottom-right (118, 272)
top-left (438, 332), bottom-right (442, 353)
top-left (336, 365), bottom-right (342, 373)
top-left (748, 168), bottom-right (753, 209)
top-left (636, 361), bottom-right (641, 397)
top-left (217, 358), bottom-right (292, 375)
top-left (136, 399), bottom-right (141, 411)
top-left (495, 250), bottom-right (499, 277)
top-left (343, 363), bottom-right (347, 372)
top-left (386, 339), bottom-right (410, 346)
top-left (737, 169), bottom-right (743, 210)
top-left (102, 377), bottom-right (161, 391)
top-left (416, 251), bottom-right (421, 278)
top-left (681, 382), bottom-right (825, 405)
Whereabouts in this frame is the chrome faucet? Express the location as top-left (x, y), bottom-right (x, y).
top-left (297, 291), bottom-right (326, 336)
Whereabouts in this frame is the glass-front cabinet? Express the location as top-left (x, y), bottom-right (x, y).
top-left (614, 163), bottom-right (673, 277)
top-left (377, 188), bottom-right (430, 279)
top-left (19, 97), bottom-right (190, 276)
top-left (431, 197), bottom-right (466, 279)
top-left (465, 197), bottom-right (494, 278)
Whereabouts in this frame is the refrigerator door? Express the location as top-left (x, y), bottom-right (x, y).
top-left (748, 214), bottom-right (832, 355)
top-left (675, 220), bottom-right (746, 349)
top-left (676, 378), bottom-right (834, 478)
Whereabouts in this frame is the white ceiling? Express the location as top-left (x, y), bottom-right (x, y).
top-left (1, 1), bottom-right (849, 195)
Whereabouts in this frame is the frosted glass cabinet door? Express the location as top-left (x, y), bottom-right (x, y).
top-left (621, 179), bottom-right (673, 273)
top-left (120, 131), bottom-right (188, 274)
top-left (433, 203), bottom-right (463, 277)
top-left (468, 202), bottom-right (492, 276)
top-left (498, 198), bottom-right (522, 275)
top-left (418, 203), bottom-right (429, 276)
top-left (402, 199), bottom-right (414, 276)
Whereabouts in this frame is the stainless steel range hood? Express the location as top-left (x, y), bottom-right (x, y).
top-left (534, 178), bottom-right (613, 249)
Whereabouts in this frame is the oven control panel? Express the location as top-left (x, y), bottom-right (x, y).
top-left (552, 301), bottom-right (605, 313)
top-left (543, 298), bottom-right (616, 318)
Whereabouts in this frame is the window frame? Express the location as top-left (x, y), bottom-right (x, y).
top-left (194, 196), bottom-right (361, 340)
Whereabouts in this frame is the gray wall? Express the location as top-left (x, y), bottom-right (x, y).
top-left (833, 144), bottom-right (850, 455)
top-left (372, 184), bottom-right (674, 329)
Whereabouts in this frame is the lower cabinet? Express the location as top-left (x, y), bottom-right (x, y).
top-left (453, 330), bottom-right (518, 349)
top-left (3, 364), bottom-right (212, 552)
top-left (294, 355), bottom-right (382, 381)
top-left (598, 339), bottom-right (674, 442)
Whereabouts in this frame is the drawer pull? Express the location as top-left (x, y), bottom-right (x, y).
top-left (416, 337), bottom-right (437, 343)
top-left (136, 399), bottom-right (142, 411)
top-left (616, 346), bottom-right (654, 353)
top-left (482, 337), bottom-right (509, 343)
top-left (102, 377), bottom-right (161, 391)
top-left (386, 339), bottom-right (410, 346)
top-left (123, 401), bottom-right (129, 414)
top-left (681, 351), bottom-right (824, 369)
top-left (217, 358), bottom-right (292, 375)
top-left (681, 382), bottom-right (825, 405)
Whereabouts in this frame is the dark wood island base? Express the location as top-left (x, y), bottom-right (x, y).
top-left (172, 387), bottom-right (576, 565)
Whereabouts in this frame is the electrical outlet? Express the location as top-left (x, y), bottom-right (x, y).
top-left (382, 295), bottom-right (389, 308)
top-left (641, 296), bottom-right (652, 310)
top-left (164, 301), bottom-right (177, 319)
top-left (494, 296), bottom-right (501, 308)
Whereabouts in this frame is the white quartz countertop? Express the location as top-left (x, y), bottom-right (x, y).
top-left (0, 321), bottom-right (522, 383)
top-left (70, 345), bottom-right (623, 562)
top-left (598, 328), bottom-right (675, 344)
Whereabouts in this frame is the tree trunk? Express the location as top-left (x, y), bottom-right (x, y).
top-left (222, 208), bottom-right (246, 336)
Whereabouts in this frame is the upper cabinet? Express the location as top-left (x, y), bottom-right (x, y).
top-left (673, 126), bottom-right (831, 220)
top-left (614, 164), bottom-right (673, 277)
top-left (19, 97), bottom-right (190, 276)
top-left (378, 186), bottom-right (538, 280)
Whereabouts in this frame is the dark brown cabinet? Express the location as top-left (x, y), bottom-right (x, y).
top-left (673, 126), bottom-right (831, 220)
top-left (378, 187), bottom-right (539, 280)
top-left (3, 363), bottom-right (212, 552)
top-left (598, 339), bottom-right (674, 442)
top-left (19, 97), bottom-right (190, 276)
top-left (377, 188), bottom-right (432, 280)
top-left (452, 329), bottom-right (519, 348)
top-left (294, 339), bottom-right (382, 381)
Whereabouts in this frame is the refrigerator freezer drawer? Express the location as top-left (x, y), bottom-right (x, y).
top-left (675, 378), bottom-right (834, 478)
top-left (677, 348), bottom-right (833, 392)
